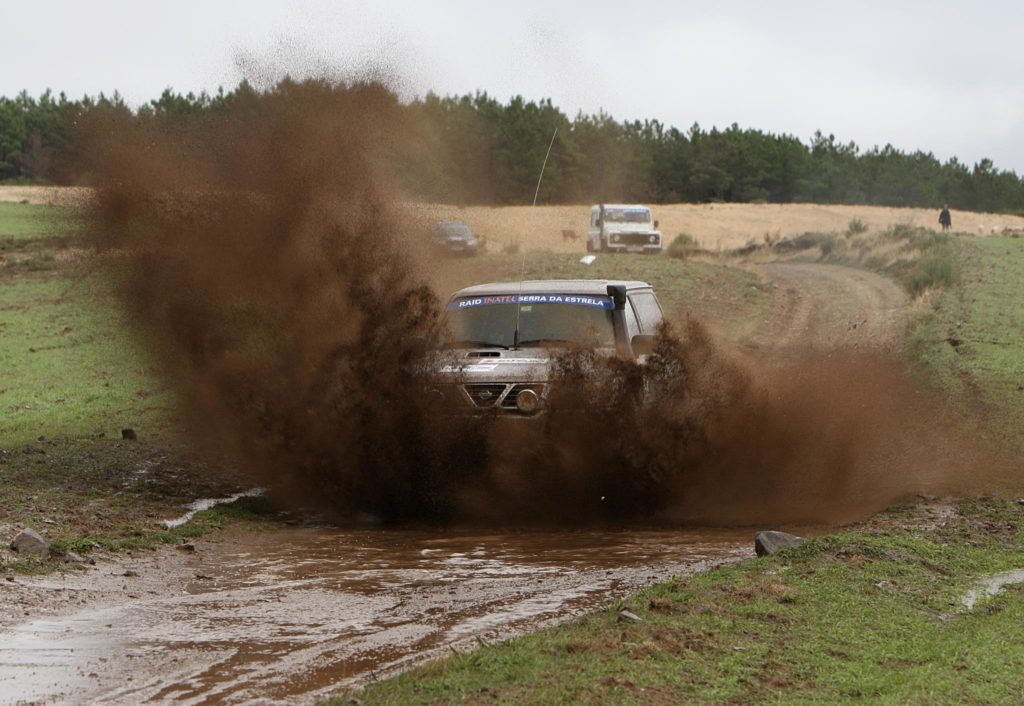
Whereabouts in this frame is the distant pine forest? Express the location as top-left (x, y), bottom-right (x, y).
top-left (1, 78), bottom-right (1022, 212)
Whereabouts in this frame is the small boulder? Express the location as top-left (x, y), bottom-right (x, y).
top-left (754, 530), bottom-right (805, 557)
top-left (10, 528), bottom-right (49, 557)
top-left (617, 609), bottom-right (642, 623)
top-left (65, 551), bottom-right (95, 565)
top-left (121, 428), bottom-right (137, 441)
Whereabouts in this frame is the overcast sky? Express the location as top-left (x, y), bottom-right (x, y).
top-left (8, 1), bottom-right (1024, 172)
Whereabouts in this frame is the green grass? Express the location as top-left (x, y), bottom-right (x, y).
top-left (0, 202), bottom-right (77, 240)
top-left (0, 204), bottom-right (248, 572)
top-left (908, 236), bottom-right (1024, 440)
top-left (7, 492), bottom-right (277, 574)
top-left (0, 435), bottom-right (268, 573)
top-left (349, 499), bottom-right (1024, 705)
top-left (759, 225), bottom-right (959, 301)
top-left (0, 273), bottom-right (175, 446)
top-left (666, 232), bottom-right (699, 259)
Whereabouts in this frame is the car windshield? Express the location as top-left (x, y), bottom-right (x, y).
top-left (439, 224), bottom-right (473, 237)
top-left (445, 294), bottom-right (615, 349)
top-left (604, 208), bottom-right (650, 224)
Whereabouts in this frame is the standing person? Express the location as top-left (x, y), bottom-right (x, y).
top-left (939, 204), bottom-right (952, 232)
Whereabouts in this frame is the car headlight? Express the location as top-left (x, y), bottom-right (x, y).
top-left (611, 234), bottom-right (620, 243)
top-left (515, 388), bottom-right (539, 413)
top-left (649, 234), bottom-right (657, 243)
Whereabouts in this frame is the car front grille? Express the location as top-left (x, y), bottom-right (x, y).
top-left (428, 383), bottom-right (547, 413)
top-left (612, 232), bottom-right (656, 246)
top-left (464, 383), bottom-right (508, 407)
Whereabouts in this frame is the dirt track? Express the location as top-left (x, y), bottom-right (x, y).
top-left (752, 262), bottom-right (909, 352)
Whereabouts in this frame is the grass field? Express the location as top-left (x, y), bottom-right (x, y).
top-left (907, 236), bottom-right (1024, 445)
top-left (0, 204), bottom-right (173, 447)
top-left (0, 203), bottom-right (217, 571)
top-left (0, 201), bottom-right (76, 240)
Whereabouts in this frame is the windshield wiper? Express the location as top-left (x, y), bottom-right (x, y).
top-left (450, 339), bottom-right (510, 350)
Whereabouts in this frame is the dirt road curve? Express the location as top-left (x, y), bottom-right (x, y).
top-left (753, 262), bottom-right (908, 352)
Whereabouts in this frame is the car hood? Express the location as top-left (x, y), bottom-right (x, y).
top-left (604, 223), bottom-right (660, 235)
top-left (432, 348), bottom-right (553, 383)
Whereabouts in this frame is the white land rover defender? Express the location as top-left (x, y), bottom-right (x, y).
top-left (586, 204), bottom-right (663, 254)
top-left (430, 279), bottom-right (665, 415)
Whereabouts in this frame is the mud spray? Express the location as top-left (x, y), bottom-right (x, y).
top-left (85, 78), bottom-right (1014, 526)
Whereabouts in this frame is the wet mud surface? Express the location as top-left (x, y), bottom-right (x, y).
top-left (1, 527), bottom-right (753, 705)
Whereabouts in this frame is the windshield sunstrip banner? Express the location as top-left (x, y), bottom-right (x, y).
top-left (448, 294), bottom-right (613, 311)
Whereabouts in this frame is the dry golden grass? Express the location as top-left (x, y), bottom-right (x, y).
top-left (413, 201), bottom-right (1024, 254)
top-left (5, 186), bottom-right (1023, 253)
top-left (0, 185), bottom-right (92, 207)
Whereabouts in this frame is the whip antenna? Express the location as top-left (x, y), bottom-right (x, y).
top-left (532, 127), bottom-right (558, 207)
top-left (513, 252), bottom-right (527, 349)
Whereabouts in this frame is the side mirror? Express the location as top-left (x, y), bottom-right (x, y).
top-left (653, 220), bottom-right (660, 229)
top-left (606, 284), bottom-right (627, 310)
top-left (631, 334), bottom-right (657, 357)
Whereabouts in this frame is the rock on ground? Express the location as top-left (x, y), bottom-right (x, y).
top-left (10, 528), bottom-right (49, 556)
top-left (754, 530), bottom-right (805, 557)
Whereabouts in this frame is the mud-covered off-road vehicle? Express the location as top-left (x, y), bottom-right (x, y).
top-left (429, 279), bottom-right (664, 415)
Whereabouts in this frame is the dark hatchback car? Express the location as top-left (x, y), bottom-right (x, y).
top-left (433, 222), bottom-right (480, 256)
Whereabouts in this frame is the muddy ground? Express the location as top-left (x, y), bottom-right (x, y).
top-left (0, 257), bottom-right (910, 705)
top-left (2, 526), bottom-right (757, 705)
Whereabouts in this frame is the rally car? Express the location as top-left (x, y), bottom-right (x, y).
top-left (429, 279), bottom-right (664, 415)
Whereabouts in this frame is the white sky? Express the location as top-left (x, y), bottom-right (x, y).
top-left (8, 1), bottom-right (1024, 173)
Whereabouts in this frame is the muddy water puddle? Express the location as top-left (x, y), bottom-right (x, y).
top-left (1, 527), bottom-right (752, 705)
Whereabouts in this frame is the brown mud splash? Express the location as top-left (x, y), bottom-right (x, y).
top-left (84, 78), bottom-right (1015, 526)
top-left (470, 320), bottom-right (1011, 526)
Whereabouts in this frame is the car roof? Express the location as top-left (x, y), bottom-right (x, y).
top-left (591, 204), bottom-right (651, 210)
top-left (451, 279), bottom-right (653, 298)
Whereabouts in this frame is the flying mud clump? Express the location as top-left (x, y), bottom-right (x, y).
top-left (84, 78), bottom-right (1010, 526)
